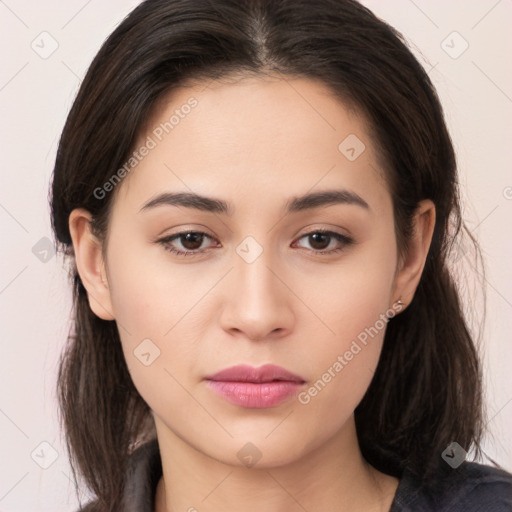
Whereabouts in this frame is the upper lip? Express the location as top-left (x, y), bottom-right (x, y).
top-left (205, 364), bottom-right (305, 383)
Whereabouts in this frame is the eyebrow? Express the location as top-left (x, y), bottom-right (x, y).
top-left (139, 189), bottom-right (370, 215)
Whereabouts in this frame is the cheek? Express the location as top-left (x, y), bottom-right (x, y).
top-left (296, 239), bottom-right (396, 411)
top-left (297, 305), bottom-right (389, 430)
top-left (105, 240), bottom-right (214, 412)
top-left (106, 237), bottom-right (207, 337)
top-left (303, 234), bottom-right (396, 343)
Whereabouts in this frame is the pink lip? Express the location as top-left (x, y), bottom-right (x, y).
top-left (205, 364), bottom-right (306, 408)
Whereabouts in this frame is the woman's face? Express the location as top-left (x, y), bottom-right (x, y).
top-left (93, 75), bottom-right (410, 466)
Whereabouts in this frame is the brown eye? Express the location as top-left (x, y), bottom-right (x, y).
top-left (308, 232), bottom-right (331, 250)
top-left (179, 232), bottom-right (205, 250)
top-left (158, 231), bottom-right (218, 256)
top-left (294, 230), bottom-right (354, 255)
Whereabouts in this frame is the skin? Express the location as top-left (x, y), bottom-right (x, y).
top-left (69, 75), bottom-right (435, 512)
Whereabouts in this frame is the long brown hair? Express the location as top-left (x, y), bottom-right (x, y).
top-left (50, 0), bottom-right (492, 510)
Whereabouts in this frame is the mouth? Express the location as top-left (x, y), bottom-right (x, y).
top-left (204, 364), bottom-right (306, 408)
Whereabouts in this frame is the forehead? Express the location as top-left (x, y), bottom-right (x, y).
top-left (113, 75), bottom-right (390, 215)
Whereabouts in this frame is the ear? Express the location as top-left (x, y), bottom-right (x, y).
top-left (392, 199), bottom-right (436, 309)
top-left (68, 208), bottom-right (115, 320)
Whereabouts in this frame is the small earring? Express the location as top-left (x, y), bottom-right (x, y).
top-left (395, 298), bottom-right (404, 308)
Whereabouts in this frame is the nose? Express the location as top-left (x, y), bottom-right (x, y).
top-left (219, 248), bottom-right (295, 341)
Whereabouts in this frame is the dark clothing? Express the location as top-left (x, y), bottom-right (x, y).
top-left (80, 439), bottom-right (512, 511)
top-left (389, 455), bottom-right (512, 511)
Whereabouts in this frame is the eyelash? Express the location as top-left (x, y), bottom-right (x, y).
top-left (157, 230), bottom-right (354, 257)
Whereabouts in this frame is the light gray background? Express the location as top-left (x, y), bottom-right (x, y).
top-left (0, 1), bottom-right (511, 510)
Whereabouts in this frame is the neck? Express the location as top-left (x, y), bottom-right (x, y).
top-left (154, 416), bottom-right (399, 512)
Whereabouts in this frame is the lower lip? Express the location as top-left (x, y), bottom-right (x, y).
top-left (206, 380), bottom-right (304, 408)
